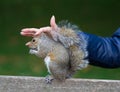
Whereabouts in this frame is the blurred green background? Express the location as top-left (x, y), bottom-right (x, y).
top-left (0, 0), bottom-right (120, 80)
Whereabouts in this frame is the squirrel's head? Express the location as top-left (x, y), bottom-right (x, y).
top-left (25, 33), bottom-right (49, 53)
top-left (26, 37), bottom-right (39, 52)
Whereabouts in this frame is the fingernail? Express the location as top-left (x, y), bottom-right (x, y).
top-left (52, 15), bottom-right (55, 19)
top-left (20, 32), bottom-right (23, 35)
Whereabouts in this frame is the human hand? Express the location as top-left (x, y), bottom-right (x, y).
top-left (20, 16), bottom-right (58, 37)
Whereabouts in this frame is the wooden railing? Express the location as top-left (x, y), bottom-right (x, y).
top-left (0, 76), bottom-right (120, 92)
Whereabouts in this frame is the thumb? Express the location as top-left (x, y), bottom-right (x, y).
top-left (50, 15), bottom-right (58, 30)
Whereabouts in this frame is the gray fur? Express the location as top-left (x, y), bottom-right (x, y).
top-left (26, 22), bottom-right (89, 83)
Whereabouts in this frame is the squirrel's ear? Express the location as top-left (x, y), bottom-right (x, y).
top-left (50, 15), bottom-right (58, 30)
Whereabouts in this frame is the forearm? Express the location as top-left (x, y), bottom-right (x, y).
top-left (79, 28), bottom-right (120, 68)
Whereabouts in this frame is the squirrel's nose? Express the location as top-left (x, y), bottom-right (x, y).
top-left (25, 42), bottom-right (30, 46)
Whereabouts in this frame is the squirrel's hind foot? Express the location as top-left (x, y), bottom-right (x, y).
top-left (45, 75), bottom-right (54, 84)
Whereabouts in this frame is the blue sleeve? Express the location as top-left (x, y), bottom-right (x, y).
top-left (78, 28), bottom-right (120, 68)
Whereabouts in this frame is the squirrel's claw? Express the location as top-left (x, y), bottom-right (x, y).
top-left (45, 75), bottom-right (54, 84)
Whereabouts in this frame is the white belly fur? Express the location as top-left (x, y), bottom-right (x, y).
top-left (44, 56), bottom-right (51, 74)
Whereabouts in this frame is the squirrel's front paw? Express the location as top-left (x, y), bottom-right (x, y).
top-left (29, 49), bottom-right (38, 54)
top-left (45, 75), bottom-right (54, 84)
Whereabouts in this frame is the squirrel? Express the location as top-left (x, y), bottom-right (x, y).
top-left (25, 21), bottom-right (88, 84)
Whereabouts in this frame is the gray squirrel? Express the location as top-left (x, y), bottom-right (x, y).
top-left (25, 21), bottom-right (88, 83)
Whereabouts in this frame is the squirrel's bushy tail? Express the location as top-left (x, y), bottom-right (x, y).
top-left (68, 44), bottom-right (88, 77)
top-left (52, 21), bottom-right (89, 77)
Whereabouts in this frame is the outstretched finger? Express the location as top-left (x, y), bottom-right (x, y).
top-left (50, 15), bottom-right (58, 30)
top-left (20, 32), bottom-right (35, 37)
top-left (34, 26), bottom-right (52, 36)
top-left (21, 28), bottom-right (39, 37)
top-left (21, 28), bottom-right (38, 33)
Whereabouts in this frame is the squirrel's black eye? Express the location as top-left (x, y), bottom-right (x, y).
top-left (32, 39), bottom-right (35, 42)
